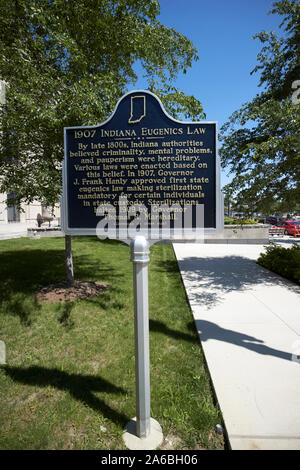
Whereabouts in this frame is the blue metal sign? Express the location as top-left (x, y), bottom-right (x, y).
top-left (62, 90), bottom-right (222, 241)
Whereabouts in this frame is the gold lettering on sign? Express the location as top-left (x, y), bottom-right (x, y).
top-left (69, 123), bottom-right (214, 216)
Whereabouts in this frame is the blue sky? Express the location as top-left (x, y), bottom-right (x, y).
top-left (133, 0), bottom-right (283, 187)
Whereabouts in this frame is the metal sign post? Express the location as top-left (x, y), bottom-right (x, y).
top-left (122, 235), bottom-right (164, 449)
top-left (131, 236), bottom-right (151, 438)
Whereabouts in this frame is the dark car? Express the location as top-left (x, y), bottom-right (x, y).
top-left (266, 216), bottom-right (282, 226)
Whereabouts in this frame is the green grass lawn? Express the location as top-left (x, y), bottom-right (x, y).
top-left (0, 236), bottom-right (224, 450)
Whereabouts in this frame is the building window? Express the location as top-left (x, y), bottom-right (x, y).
top-left (7, 193), bottom-right (20, 222)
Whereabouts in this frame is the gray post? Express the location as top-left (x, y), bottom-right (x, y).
top-left (130, 236), bottom-right (151, 439)
top-left (65, 235), bottom-right (74, 286)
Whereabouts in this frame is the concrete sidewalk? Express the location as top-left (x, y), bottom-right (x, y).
top-left (173, 243), bottom-right (300, 450)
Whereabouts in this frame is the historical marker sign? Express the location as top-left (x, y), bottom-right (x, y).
top-left (62, 90), bottom-right (222, 242)
top-left (62, 90), bottom-right (223, 445)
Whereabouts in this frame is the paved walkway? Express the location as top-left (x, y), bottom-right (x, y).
top-left (173, 243), bottom-right (300, 450)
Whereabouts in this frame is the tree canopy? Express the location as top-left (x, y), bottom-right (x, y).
top-left (0, 0), bottom-right (205, 207)
top-left (220, 0), bottom-right (300, 215)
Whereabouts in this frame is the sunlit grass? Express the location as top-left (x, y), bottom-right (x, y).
top-left (0, 237), bottom-right (224, 450)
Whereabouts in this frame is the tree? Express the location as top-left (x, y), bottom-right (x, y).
top-left (0, 0), bottom-right (205, 285)
top-left (0, 0), bottom-right (204, 207)
top-left (219, 0), bottom-right (300, 215)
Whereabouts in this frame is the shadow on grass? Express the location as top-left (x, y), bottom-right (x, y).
top-left (0, 248), bottom-right (124, 325)
top-left (57, 301), bottom-right (75, 329)
top-left (149, 319), bottom-right (196, 343)
top-left (1, 293), bottom-right (41, 327)
top-left (0, 249), bottom-right (65, 293)
top-left (73, 238), bottom-right (127, 247)
top-left (151, 259), bottom-right (179, 274)
top-left (4, 365), bottom-right (129, 427)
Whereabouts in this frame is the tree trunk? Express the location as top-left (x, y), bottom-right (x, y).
top-left (65, 235), bottom-right (74, 286)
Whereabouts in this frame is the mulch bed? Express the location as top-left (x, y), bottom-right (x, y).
top-left (35, 280), bottom-right (109, 303)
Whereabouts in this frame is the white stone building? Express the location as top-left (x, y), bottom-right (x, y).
top-left (0, 195), bottom-right (60, 239)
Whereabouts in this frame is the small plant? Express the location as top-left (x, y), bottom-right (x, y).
top-left (257, 243), bottom-right (300, 284)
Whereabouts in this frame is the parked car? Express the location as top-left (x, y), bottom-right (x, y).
top-left (266, 216), bottom-right (282, 226)
top-left (278, 220), bottom-right (300, 237)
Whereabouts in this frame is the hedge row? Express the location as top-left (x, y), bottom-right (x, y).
top-left (224, 217), bottom-right (258, 225)
top-left (257, 243), bottom-right (300, 284)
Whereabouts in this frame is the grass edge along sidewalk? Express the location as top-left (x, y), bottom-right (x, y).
top-left (0, 236), bottom-right (224, 450)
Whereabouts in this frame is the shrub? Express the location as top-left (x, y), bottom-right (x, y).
top-left (224, 217), bottom-right (258, 225)
top-left (257, 243), bottom-right (300, 284)
top-left (238, 219), bottom-right (258, 225)
top-left (224, 216), bottom-right (236, 225)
